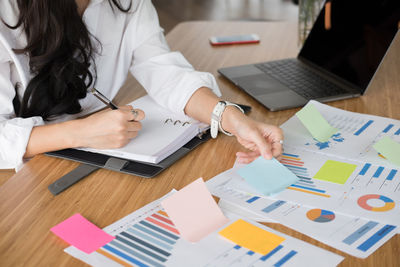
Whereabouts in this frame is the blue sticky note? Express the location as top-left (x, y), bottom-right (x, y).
top-left (237, 157), bottom-right (299, 196)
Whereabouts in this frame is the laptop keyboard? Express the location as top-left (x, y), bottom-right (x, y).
top-left (255, 59), bottom-right (348, 99)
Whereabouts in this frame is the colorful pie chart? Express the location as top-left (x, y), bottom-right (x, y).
top-left (357, 194), bottom-right (395, 212)
top-left (306, 209), bottom-right (335, 223)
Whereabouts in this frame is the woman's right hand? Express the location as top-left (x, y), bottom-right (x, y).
top-left (77, 105), bottom-right (145, 149)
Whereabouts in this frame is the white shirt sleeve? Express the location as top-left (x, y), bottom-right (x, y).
top-left (0, 44), bottom-right (44, 170)
top-left (129, 0), bottom-right (221, 116)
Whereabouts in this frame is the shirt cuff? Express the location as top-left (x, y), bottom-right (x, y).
top-left (0, 116), bottom-right (44, 170)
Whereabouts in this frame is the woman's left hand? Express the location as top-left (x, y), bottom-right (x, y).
top-left (221, 106), bottom-right (284, 164)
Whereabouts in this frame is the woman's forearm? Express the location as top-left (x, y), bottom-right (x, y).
top-left (24, 106), bottom-right (144, 159)
top-left (184, 87), bottom-right (283, 161)
top-left (24, 120), bottom-right (83, 158)
top-left (184, 87), bottom-right (247, 135)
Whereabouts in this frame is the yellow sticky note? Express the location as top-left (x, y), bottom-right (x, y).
top-left (219, 219), bottom-right (285, 255)
top-left (313, 160), bottom-right (357, 184)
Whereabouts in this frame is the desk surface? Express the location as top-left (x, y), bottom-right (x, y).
top-left (0, 21), bottom-right (399, 266)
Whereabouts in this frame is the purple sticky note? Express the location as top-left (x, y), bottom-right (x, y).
top-left (51, 213), bottom-right (115, 254)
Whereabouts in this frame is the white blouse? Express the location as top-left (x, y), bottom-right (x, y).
top-left (0, 0), bottom-right (220, 170)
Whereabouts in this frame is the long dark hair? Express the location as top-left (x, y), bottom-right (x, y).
top-left (6, 0), bottom-right (131, 120)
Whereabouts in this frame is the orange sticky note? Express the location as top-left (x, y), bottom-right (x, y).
top-left (219, 219), bottom-right (285, 255)
top-left (161, 178), bottom-right (229, 242)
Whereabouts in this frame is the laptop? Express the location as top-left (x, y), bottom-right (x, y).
top-left (218, 0), bottom-right (400, 111)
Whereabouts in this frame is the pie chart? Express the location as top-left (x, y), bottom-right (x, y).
top-left (306, 209), bottom-right (335, 223)
top-left (357, 194), bottom-right (395, 212)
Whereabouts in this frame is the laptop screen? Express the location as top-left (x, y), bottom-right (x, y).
top-left (299, 0), bottom-right (400, 91)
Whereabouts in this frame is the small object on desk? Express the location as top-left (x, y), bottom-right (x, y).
top-left (50, 213), bottom-right (115, 254)
top-left (48, 164), bottom-right (100, 195)
top-left (373, 136), bottom-right (400, 166)
top-left (237, 157), bottom-right (299, 196)
top-left (219, 219), bottom-right (285, 255)
top-left (161, 178), bottom-right (229, 242)
top-left (296, 102), bottom-right (338, 142)
top-left (209, 34), bottom-right (260, 46)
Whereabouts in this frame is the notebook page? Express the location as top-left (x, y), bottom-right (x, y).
top-left (79, 95), bottom-right (201, 163)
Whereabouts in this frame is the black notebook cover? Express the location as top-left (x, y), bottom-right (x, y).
top-left (46, 130), bottom-right (211, 178)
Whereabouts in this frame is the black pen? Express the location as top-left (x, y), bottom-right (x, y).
top-left (90, 87), bottom-right (118, 110)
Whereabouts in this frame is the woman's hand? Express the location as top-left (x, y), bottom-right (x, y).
top-left (77, 105), bottom-right (145, 149)
top-left (221, 106), bottom-right (284, 164)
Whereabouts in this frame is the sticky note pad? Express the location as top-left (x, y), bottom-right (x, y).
top-left (237, 157), bottom-right (299, 195)
top-left (51, 213), bottom-right (115, 254)
top-left (219, 219), bottom-right (285, 255)
top-left (313, 160), bottom-right (357, 184)
top-left (373, 136), bottom-right (400, 166)
top-left (296, 103), bottom-right (338, 142)
top-left (161, 178), bottom-right (229, 242)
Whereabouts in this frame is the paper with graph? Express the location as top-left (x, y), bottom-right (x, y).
top-left (282, 100), bottom-right (400, 167)
top-left (64, 191), bottom-right (343, 267)
top-left (207, 167), bottom-right (397, 258)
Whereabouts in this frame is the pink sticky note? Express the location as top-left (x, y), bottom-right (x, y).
top-left (161, 178), bottom-right (229, 242)
top-left (51, 213), bottom-right (115, 254)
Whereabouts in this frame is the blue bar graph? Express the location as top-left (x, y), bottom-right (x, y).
top-left (382, 124), bottom-right (394, 133)
top-left (283, 165), bottom-right (307, 171)
top-left (115, 236), bottom-right (167, 263)
top-left (342, 221), bottom-right (378, 245)
top-left (373, 167), bottom-right (384, 178)
top-left (247, 196), bottom-right (260, 203)
top-left (290, 184), bottom-right (326, 193)
top-left (357, 225), bottom-right (396, 252)
top-left (127, 228), bottom-right (173, 251)
top-left (354, 120), bottom-right (374, 136)
top-left (103, 244), bottom-right (149, 267)
top-left (359, 163), bottom-right (371, 175)
top-left (274, 250), bottom-right (298, 267)
top-left (386, 170), bottom-right (397, 181)
top-left (262, 200), bottom-right (286, 213)
top-left (234, 245), bottom-right (241, 250)
top-left (247, 251), bottom-right (255, 256)
top-left (260, 245), bottom-right (283, 261)
top-left (109, 240), bottom-right (165, 267)
top-left (133, 224), bottom-right (176, 245)
top-left (120, 232), bottom-right (171, 257)
top-left (395, 128), bottom-right (400, 135)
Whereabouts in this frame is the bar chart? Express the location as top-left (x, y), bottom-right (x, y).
top-left (350, 162), bottom-right (400, 192)
top-left (281, 153), bottom-right (331, 198)
top-left (98, 210), bottom-right (179, 267)
top-left (211, 185), bottom-right (397, 258)
top-left (65, 193), bottom-right (338, 267)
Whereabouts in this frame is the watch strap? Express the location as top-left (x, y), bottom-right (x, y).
top-left (210, 101), bottom-right (245, 138)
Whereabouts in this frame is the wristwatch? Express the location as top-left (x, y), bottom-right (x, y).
top-left (210, 101), bottom-right (244, 139)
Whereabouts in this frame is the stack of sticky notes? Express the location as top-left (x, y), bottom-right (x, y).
top-left (237, 157), bottom-right (299, 195)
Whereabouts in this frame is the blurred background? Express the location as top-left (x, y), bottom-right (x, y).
top-left (152, 0), bottom-right (299, 33)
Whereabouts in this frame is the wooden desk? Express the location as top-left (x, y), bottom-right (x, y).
top-left (0, 22), bottom-right (399, 266)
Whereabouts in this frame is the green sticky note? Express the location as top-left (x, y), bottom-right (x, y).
top-left (296, 103), bottom-right (338, 142)
top-left (313, 160), bottom-right (357, 184)
top-left (373, 136), bottom-right (400, 166)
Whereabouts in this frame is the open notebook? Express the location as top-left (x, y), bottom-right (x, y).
top-left (79, 95), bottom-right (208, 164)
